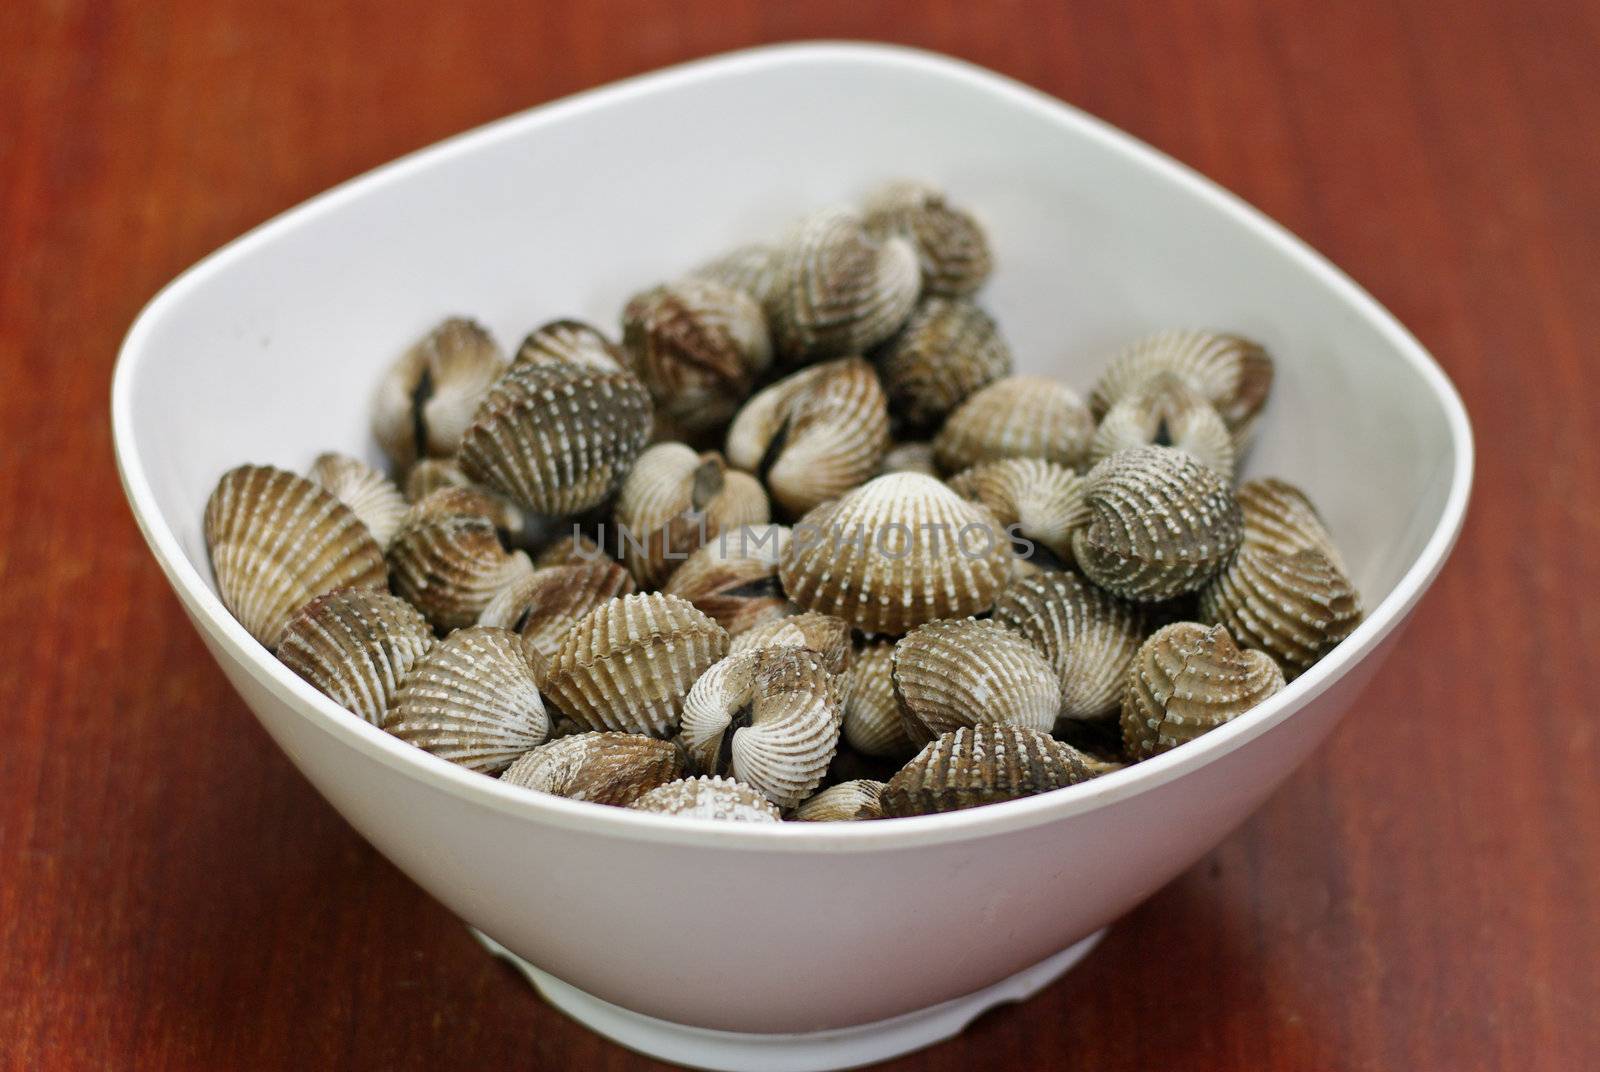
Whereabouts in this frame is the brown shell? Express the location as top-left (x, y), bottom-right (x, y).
top-left (308, 452), bottom-right (409, 549)
top-left (533, 533), bottom-right (611, 568)
top-left (500, 732), bottom-right (685, 807)
top-left (277, 588), bottom-right (435, 725)
top-left (661, 524), bottom-right (794, 637)
top-left (404, 458), bottom-right (474, 501)
top-left (1234, 478), bottom-right (1349, 573)
top-left (891, 619), bottom-right (1060, 744)
top-left (612, 443), bottom-right (771, 587)
top-left (1198, 546), bottom-right (1362, 679)
top-left (382, 626), bottom-right (549, 773)
top-left (387, 491), bottom-right (536, 632)
top-left (1121, 622), bottom-right (1285, 759)
top-left (1088, 371), bottom-right (1237, 479)
top-left (880, 725), bottom-right (1092, 818)
top-left (993, 571), bottom-right (1149, 720)
top-left (875, 298), bottom-right (1011, 432)
top-left (543, 593), bottom-right (729, 737)
top-left (778, 473), bottom-right (1012, 636)
top-left (511, 319), bottom-right (625, 373)
top-left (1089, 330), bottom-right (1274, 449)
top-left (947, 457), bottom-right (1088, 567)
top-left (204, 465), bottom-right (389, 649)
top-left (628, 775), bottom-right (784, 822)
top-left (458, 360), bottom-right (653, 517)
top-left (623, 279), bottom-right (773, 436)
top-left (840, 640), bottom-right (914, 758)
top-left (477, 557), bottom-right (637, 660)
top-left (1072, 446), bottom-right (1243, 602)
top-left (728, 610), bottom-right (854, 677)
top-left (679, 648), bottom-right (842, 808)
top-left (932, 376), bottom-right (1096, 474)
top-left (792, 779), bottom-right (886, 821)
top-left (861, 181), bottom-right (993, 298)
top-left (371, 317), bottom-right (507, 472)
top-left (725, 357), bottom-right (890, 518)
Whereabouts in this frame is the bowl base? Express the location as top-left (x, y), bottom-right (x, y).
top-left (472, 927), bottom-right (1106, 1071)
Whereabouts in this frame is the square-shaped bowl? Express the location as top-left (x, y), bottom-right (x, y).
top-left (112, 41), bottom-right (1471, 1066)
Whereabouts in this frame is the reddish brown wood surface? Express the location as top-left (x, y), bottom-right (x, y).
top-left (3, 1), bottom-right (1598, 1069)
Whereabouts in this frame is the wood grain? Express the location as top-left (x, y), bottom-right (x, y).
top-left (3, 1), bottom-right (1598, 1068)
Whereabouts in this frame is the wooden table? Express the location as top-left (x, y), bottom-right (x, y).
top-left (3, 1), bottom-right (1596, 1068)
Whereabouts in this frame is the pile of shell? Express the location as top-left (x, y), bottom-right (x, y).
top-left (205, 181), bottom-right (1363, 824)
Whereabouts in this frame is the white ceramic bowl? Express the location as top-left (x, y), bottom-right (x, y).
top-left (112, 43), bottom-right (1471, 1072)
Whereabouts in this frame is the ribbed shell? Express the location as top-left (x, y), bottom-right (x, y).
top-left (792, 780), bottom-right (886, 821)
top-left (725, 357), bottom-right (890, 517)
top-left (1088, 372), bottom-right (1237, 479)
top-left (1234, 478), bottom-right (1349, 573)
top-left (383, 626), bottom-right (549, 773)
top-left (371, 317), bottom-right (507, 472)
top-left (947, 458), bottom-right (1088, 566)
top-left (876, 298), bottom-right (1011, 432)
top-left (277, 589), bottom-right (434, 725)
top-left (477, 558), bottom-right (637, 659)
top-left (1121, 622), bottom-right (1285, 759)
top-left (661, 524), bottom-right (794, 637)
top-left (511, 319), bottom-right (625, 373)
top-left (728, 610), bottom-right (854, 677)
top-left (880, 725), bottom-right (1091, 818)
top-left (692, 244), bottom-right (783, 309)
top-left (458, 361), bottom-right (653, 517)
top-left (404, 458), bottom-right (473, 502)
top-left (387, 493), bottom-right (536, 631)
top-left (308, 452), bottom-right (409, 549)
top-left (623, 279), bottom-right (773, 435)
top-left (533, 533), bottom-right (610, 568)
top-left (628, 775), bottom-right (784, 822)
top-left (861, 181), bottom-right (993, 298)
top-left (840, 640), bottom-right (914, 757)
top-left (1071, 446), bottom-right (1243, 602)
top-left (766, 209), bottom-right (921, 362)
top-left (877, 441), bottom-right (940, 478)
top-left (500, 732), bottom-right (685, 807)
top-left (891, 619), bottom-right (1060, 744)
top-left (933, 376), bottom-right (1095, 474)
top-left (1198, 547), bottom-right (1362, 678)
top-left (543, 593), bottom-right (729, 737)
top-left (993, 571), bottom-right (1149, 720)
top-left (204, 465), bottom-right (389, 649)
top-left (778, 473), bottom-right (1012, 635)
top-left (1089, 330), bottom-right (1274, 449)
top-left (680, 648), bottom-right (842, 808)
top-left (613, 443), bottom-right (771, 587)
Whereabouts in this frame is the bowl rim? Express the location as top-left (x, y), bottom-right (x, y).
top-left (110, 40), bottom-right (1474, 853)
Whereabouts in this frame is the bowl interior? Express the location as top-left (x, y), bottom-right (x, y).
top-left (117, 43), bottom-right (1466, 726)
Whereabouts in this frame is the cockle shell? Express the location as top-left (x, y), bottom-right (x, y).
top-left (628, 775), bottom-right (784, 822)
top-left (993, 571), bottom-right (1149, 720)
top-left (511, 319), bottom-right (625, 373)
top-left (1089, 330), bottom-right (1274, 449)
top-left (534, 533), bottom-right (611, 568)
top-left (862, 180), bottom-right (993, 298)
top-left (307, 452), bottom-right (409, 549)
top-left (891, 619), bottom-right (1060, 744)
top-left (778, 473), bottom-right (1012, 635)
top-left (840, 640), bottom-right (914, 757)
top-left (1233, 478), bottom-right (1349, 573)
top-left (947, 458), bottom-right (1088, 568)
top-left (877, 441), bottom-right (939, 478)
top-left (1088, 371), bottom-right (1237, 479)
top-left (623, 279), bottom-right (773, 435)
top-left (612, 443), bottom-right (771, 587)
top-left (459, 360), bottom-right (653, 517)
top-left (680, 647), bottom-right (842, 808)
top-left (372, 317), bottom-right (507, 472)
top-left (277, 588), bottom-right (434, 725)
top-left (692, 244), bottom-right (783, 309)
top-left (728, 610), bottom-right (854, 677)
top-left (382, 625), bottom-right (549, 773)
top-left (1122, 622), bottom-right (1285, 759)
top-left (725, 357), bottom-right (891, 518)
top-left (542, 593), bottom-right (729, 737)
top-left (766, 209), bottom-right (921, 362)
top-left (876, 298), bottom-right (1011, 432)
top-left (404, 458), bottom-right (474, 502)
top-left (932, 376), bottom-right (1096, 474)
top-left (1071, 446), bottom-right (1243, 602)
top-left (500, 732), bottom-right (685, 807)
top-left (387, 491), bottom-right (536, 632)
top-left (204, 465), bottom-right (389, 649)
top-left (880, 725), bottom-right (1092, 818)
top-left (1199, 546), bottom-right (1361, 678)
top-left (477, 557), bottom-right (637, 659)
top-left (793, 779), bottom-right (886, 821)
top-left (661, 524), bottom-right (794, 637)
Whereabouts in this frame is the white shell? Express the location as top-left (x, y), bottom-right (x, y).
top-left (308, 452), bottom-right (409, 549)
top-left (628, 775), bottom-right (784, 822)
top-left (891, 618), bottom-right (1060, 744)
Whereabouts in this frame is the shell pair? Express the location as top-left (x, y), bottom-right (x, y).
top-left (1121, 621), bottom-right (1285, 759)
top-left (1089, 329), bottom-right (1274, 452)
top-left (612, 443), bottom-right (770, 588)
